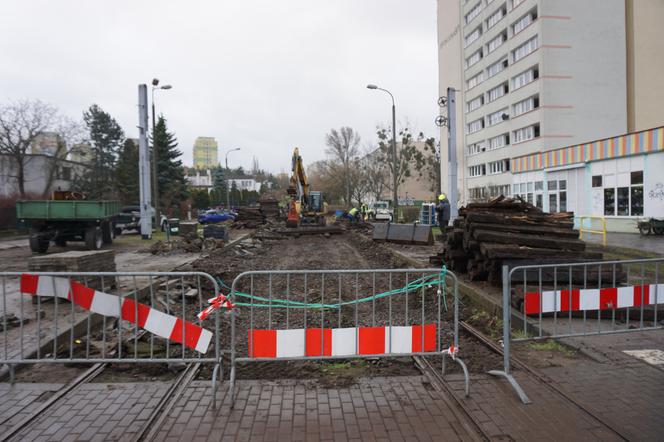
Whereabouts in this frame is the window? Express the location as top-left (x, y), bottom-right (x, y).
top-left (549, 194), bottom-right (558, 212)
top-left (469, 187), bottom-right (487, 200)
top-left (548, 180), bottom-right (557, 191)
top-left (465, 2), bottom-right (482, 24)
top-left (488, 159), bottom-right (508, 175)
top-left (467, 118), bottom-right (484, 134)
top-left (467, 71), bottom-right (484, 89)
top-left (466, 49), bottom-right (483, 68)
top-left (604, 188), bottom-right (615, 216)
top-left (512, 0), bottom-right (526, 9)
top-left (534, 181), bottom-right (543, 191)
top-left (512, 36), bottom-right (538, 62)
top-left (592, 175), bottom-right (602, 187)
top-left (631, 171), bottom-right (643, 185)
top-left (465, 27), bottom-right (482, 47)
top-left (512, 9), bottom-right (536, 35)
top-left (486, 82), bottom-right (508, 102)
top-left (536, 194), bottom-right (543, 209)
top-left (467, 142), bottom-right (485, 156)
top-left (487, 5), bottom-right (506, 29)
top-left (486, 109), bottom-right (509, 127)
top-left (513, 95), bottom-right (539, 116)
top-left (616, 187), bottom-right (629, 216)
top-left (512, 66), bottom-right (539, 89)
top-left (469, 164), bottom-right (486, 177)
top-left (488, 134), bottom-right (509, 150)
top-left (467, 95), bottom-right (484, 113)
top-left (489, 184), bottom-right (511, 197)
top-left (487, 58), bottom-right (508, 78)
top-left (513, 124), bottom-right (539, 143)
top-left (513, 184), bottom-right (519, 194)
top-left (487, 32), bottom-right (506, 54)
top-left (631, 186), bottom-right (644, 216)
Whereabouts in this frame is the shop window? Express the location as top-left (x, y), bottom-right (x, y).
top-left (534, 181), bottom-right (543, 191)
top-left (549, 194), bottom-right (557, 212)
top-left (559, 191), bottom-right (567, 212)
top-left (536, 194), bottom-right (543, 209)
top-left (617, 187), bottom-right (629, 216)
top-left (592, 175), bottom-right (602, 187)
top-left (631, 186), bottom-right (644, 216)
top-left (631, 171), bottom-right (643, 185)
top-left (527, 193), bottom-right (533, 204)
top-left (527, 182), bottom-right (534, 192)
top-left (604, 188), bottom-right (615, 216)
top-left (548, 180), bottom-right (557, 191)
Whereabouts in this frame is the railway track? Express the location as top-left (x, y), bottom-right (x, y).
top-left (413, 319), bottom-right (629, 442)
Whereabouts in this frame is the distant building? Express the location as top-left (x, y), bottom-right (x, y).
top-left (227, 178), bottom-right (262, 193)
top-left (31, 132), bottom-right (65, 158)
top-left (0, 154), bottom-right (88, 197)
top-left (193, 137), bottom-right (219, 169)
top-left (69, 143), bottom-right (92, 164)
top-left (186, 168), bottom-right (213, 192)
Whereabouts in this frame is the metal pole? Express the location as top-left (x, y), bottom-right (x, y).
top-left (391, 103), bottom-right (398, 213)
top-left (137, 85), bottom-right (153, 239)
top-left (151, 89), bottom-right (160, 232)
top-left (226, 153), bottom-right (230, 210)
top-left (447, 88), bottom-right (458, 220)
top-left (502, 265), bottom-right (510, 374)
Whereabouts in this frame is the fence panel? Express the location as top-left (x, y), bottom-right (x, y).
top-left (0, 271), bottom-right (224, 405)
top-left (227, 267), bottom-right (468, 407)
top-left (490, 258), bottom-right (664, 404)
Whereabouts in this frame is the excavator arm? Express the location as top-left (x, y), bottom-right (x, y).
top-left (287, 147), bottom-right (309, 205)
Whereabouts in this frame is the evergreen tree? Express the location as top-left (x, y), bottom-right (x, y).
top-left (115, 139), bottom-right (139, 204)
top-left (77, 104), bottom-right (125, 199)
top-left (152, 116), bottom-right (188, 212)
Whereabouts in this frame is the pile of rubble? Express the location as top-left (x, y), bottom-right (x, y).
top-left (147, 235), bottom-right (225, 255)
top-left (234, 207), bottom-right (265, 229)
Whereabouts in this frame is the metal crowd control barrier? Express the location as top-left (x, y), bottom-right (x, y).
top-left (0, 271), bottom-right (224, 407)
top-left (491, 258), bottom-right (664, 404)
top-left (578, 216), bottom-right (607, 246)
top-left (227, 267), bottom-right (468, 407)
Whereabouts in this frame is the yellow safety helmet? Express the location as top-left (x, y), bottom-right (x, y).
top-left (438, 194), bottom-right (447, 201)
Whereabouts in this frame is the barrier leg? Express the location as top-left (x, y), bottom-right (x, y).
top-left (9, 364), bottom-right (15, 385)
top-left (488, 370), bottom-right (531, 404)
top-left (211, 363), bottom-right (220, 410)
top-left (441, 351), bottom-right (470, 397)
top-left (229, 362), bottom-right (236, 409)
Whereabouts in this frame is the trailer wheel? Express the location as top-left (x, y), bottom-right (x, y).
top-left (638, 223), bottom-right (651, 236)
top-left (29, 235), bottom-right (49, 253)
top-left (101, 221), bottom-right (113, 244)
top-left (654, 225), bottom-right (664, 235)
top-left (54, 237), bottom-right (67, 247)
top-left (85, 227), bottom-right (103, 250)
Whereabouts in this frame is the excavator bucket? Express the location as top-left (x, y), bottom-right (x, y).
top-left (372, 223), bottom-right (433, 245)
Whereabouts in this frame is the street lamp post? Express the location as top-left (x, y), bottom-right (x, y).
top-left (367, 84), bottom-right (398, 213)
top-left (225, 148), bottom-right (241, 210)
top-left (151, 78), bottom-right (172, 231)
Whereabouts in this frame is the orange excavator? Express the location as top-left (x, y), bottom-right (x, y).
top-left (286, 147), bottom-right (326, 227)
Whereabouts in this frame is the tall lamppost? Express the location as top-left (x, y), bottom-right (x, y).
top-left (367, 84), bottom-right (398, 212)
top-left (225, 147), bottom-right (241, 210)
top-left (151, 78), bottom-right (172, 230)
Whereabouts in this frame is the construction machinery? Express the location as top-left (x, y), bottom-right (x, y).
top-left (286, 147), bottom-right (326, 227)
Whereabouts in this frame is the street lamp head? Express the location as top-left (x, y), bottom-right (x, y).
top-left (366, 84), bottom-right (378, 90)
top-left (161, 85), bottom-right (173, 90)
top-left (152, 78), bottom-right (160, 86)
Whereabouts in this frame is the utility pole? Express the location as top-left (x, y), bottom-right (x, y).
top-left (447, 88), bottom-right (459, 220)
top-left (137, 84), bottom-right (152, 239)
top-left (151, 89), bottom-right (160, 230)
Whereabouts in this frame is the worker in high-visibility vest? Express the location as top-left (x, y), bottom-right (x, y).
top-left (348, 207), bottom-right (360, 223)
top-left (360, 203), bottom-right (369, 220)
top-left (435, 194), bottom-right (451, 228)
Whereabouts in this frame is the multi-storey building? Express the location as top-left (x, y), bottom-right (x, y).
top-left (193, 137), bottom-right (219, 169)
top-left (437, 0), bottom-right (663, 207)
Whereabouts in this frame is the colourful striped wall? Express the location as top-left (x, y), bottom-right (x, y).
top-left (511, 127), bottom-right (664, 173)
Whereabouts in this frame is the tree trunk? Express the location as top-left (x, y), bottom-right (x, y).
top-left (17, 158), bottom-right (25, 198)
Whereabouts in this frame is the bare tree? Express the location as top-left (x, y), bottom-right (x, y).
top-left (325, 127), bottom-right (361, 205)
top-left (376, 126), bottom-right (426, 196)
top-left (363, 148), bottom-right (388, 202)
top-left (0, 100), bottom-right (79, 197)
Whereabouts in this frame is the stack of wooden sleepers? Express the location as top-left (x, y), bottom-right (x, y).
top-left (235, 207), bottom-right (265, 228)
top-left (259, 197), bottom-right (280, 219)
top-left (430, 196), bottom-right (605, 285)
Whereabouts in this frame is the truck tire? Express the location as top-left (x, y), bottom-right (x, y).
top-left (29, 235), bottom-right (49, 253)
top-left (85, 226), bottom-right (103, 250)
top-left (54, 237), bottom-right (67, 247)
top-left (101, 221), bottom-right (113, 244)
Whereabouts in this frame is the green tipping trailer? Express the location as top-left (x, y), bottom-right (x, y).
top-left (16, 200), bottom-right (121, 253)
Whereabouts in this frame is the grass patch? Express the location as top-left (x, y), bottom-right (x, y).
top-left (528, 339), bottom-right (576, 357)
top-left (467, 309), bottom-right (503, 340)
top-left (113, 230), bottom-right (168, 247)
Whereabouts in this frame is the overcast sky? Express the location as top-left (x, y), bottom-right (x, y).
top-left (1, 0), bottom-right (439, 174)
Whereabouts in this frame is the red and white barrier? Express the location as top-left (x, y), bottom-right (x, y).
top-left (20, 274), bottom-right (212, 354)
top-left (524, 284), bottom-right (664, 315)
top-left (247, 324), bottom-right (437, 358)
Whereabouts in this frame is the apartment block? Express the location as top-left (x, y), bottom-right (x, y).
top-left (439, 0), bottom-right (632, 202)
top-left (193, 136), bottom-right (219, 169)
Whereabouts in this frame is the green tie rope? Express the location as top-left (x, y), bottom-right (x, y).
top-left (216, 267), bottom-right (448, 311)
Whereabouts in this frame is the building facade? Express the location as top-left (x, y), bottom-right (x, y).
top-left (437, 0), bottom-right (664, 205)
top-left (227, 178), bottom-right (261, 193)
top-left (511, 126), bottom-right (664, 231)
top-left (69, 143), bottom-right (92, 164)
top-left (186, 168), bottom-right (213, 191)
top-left (193, 137), bottom-right (219, 169)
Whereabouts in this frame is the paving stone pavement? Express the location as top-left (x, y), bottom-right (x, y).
top-left (6, 382), bottom-right (171, 442)
top-left (153, 376), bottom-right (482, 442)
top-left (0, 383), bottom-right (63, 434)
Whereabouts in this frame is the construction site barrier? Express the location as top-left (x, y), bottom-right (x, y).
top-left (578, 216), bottom-right (607, 246)
top-left (0, 271), bottom-right (225, 407)
top-left (491, 258), bottom-right (664, 404)
top-left (227, 267), bottom-right (468, 407)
